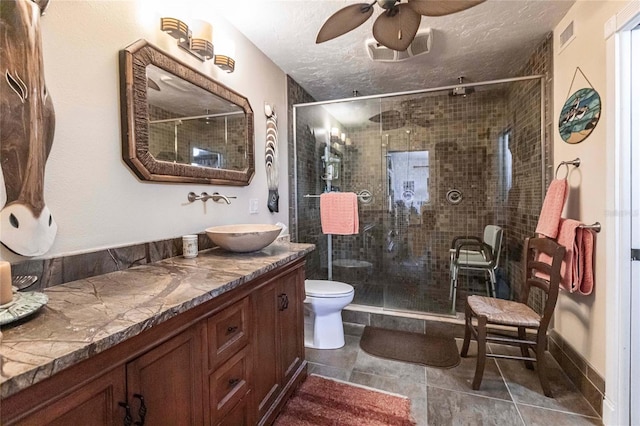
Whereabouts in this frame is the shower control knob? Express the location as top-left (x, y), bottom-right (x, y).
top-left (446, 189), bottom-right (463, 205)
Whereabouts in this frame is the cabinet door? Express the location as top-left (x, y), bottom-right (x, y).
top-left (251, 282), bottom-right (280, 422)
top-left (126, 324), bottom-right (204, 426)
top-left (12, 367), bottom-right (126, 426)
top-left (277, 268), bottom-right (304, 386)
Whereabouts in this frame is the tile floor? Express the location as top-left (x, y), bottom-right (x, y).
top-left (305, 323), bottom-right (602, 426)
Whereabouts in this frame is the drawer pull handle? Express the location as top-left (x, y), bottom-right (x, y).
top-left (118, 402), bottom-right (133, 426)
top-left (226, 325), bottom-right (239, 334)
top-left (278, 293), bottom-right (289, 311)
top-left (133, 393), bottom-right (147, 426)
top-left (228, 378), bottom-right (241, 387)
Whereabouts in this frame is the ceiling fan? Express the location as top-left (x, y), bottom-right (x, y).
top-left (316, 0), bottom-right (486, 51)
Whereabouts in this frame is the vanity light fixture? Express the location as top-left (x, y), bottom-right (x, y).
top-left (214, 55), bottom-right (235, 73)
top-left (214, 38), bottom-right (236, 73)
top-left (160, 17), bottom-right (213, 61)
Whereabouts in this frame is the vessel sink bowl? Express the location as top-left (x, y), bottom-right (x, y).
top-left (205, 224), bottom-right (282, 253)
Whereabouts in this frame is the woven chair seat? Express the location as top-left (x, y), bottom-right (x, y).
top-left (467, 295), bottom-right (541, 327)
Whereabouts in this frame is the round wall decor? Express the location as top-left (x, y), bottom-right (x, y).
top-left (558, 87), bottom-right (601, 144)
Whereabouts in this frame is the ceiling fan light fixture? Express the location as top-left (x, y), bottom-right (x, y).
top-left (372, 3), bottom-right (420, 51)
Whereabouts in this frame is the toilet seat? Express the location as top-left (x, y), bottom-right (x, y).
top-left (305, 279), bottom-right (354, 298)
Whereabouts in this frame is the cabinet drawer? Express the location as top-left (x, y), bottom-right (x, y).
top-left (207, 297), bottom-right (249, 369)
top-left (209, 347), bottom-right (250, 421)
top-left (217, 395), bottom-right (250, 426)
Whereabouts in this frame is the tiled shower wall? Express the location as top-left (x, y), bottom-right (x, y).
top-left (334, 90), bottom-right (509, 294)
top-left (286, 75), bottom-right (316, 245)
top-left (504, 34), bottom-right (553, 309)
top-left (286, 77), bottom-right (353, 277)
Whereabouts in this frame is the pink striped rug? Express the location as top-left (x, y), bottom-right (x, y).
top-left (275, 374), bottom-right (416, 426)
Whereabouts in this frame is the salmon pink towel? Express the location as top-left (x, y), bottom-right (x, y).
top-left (535, 179), bottom-right (568, 238)
top-left (320, 192), bottom-right (359, 235)
top-left (538, 218), bottom-right (595, 295)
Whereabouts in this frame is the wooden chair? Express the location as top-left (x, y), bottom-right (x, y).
top-left (460, 237), bottom-right (565, 397)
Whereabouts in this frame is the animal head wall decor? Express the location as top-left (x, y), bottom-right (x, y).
top-left (0, 0), bottom-right (57, 256)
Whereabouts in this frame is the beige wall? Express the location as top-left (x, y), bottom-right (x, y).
top-left (552, 0), bottom-right (630, 376)
top-left (0, 1), bottom-right (288, 260)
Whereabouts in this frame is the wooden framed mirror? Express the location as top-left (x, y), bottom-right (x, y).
top-left (119, 39), bottom-right (254, 185)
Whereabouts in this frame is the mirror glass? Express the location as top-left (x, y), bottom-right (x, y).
top-left (147, 65), bottom-right (246, 170)
top-left (120, 40), bottom-right (254, 185)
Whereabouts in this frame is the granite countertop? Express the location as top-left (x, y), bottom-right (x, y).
top-left (0, 242), bottom-right (314, 399)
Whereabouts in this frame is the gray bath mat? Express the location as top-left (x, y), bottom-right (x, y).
top-left (360, 326), bottom-right (460, 369)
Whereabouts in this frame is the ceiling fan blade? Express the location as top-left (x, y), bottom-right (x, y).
top-left (369, 110), bottom-right (405, 130)
top-left (408, 0), bottom-right (486, 17)
top-left (369, 110), bottom-right (403, 123)
top-left (316, 3), bottom-right (374, 44)
top-left (372, 4), bottom-right (421, 51)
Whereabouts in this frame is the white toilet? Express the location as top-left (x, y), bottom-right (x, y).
top-left (304, 279), bottom-right (355, 349)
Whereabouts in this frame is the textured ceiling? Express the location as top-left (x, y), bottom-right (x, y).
top-left (219, 0), bottom-right (574, 102)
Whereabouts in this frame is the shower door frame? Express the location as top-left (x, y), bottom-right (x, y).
top-left (292, 75), bottom-right (547, 314)
top-left (292, 74), bottom-right (547, 243)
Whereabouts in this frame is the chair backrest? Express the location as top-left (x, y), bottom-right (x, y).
top-left (521, 237), bottom-right (566, 332)
top-left (482, 225), bottom-right (503, 267)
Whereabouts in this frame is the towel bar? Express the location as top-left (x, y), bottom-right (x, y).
top-left (304, 190), bottom-right (372, 203)
top-left (579, 222), bottom-right (601, 233)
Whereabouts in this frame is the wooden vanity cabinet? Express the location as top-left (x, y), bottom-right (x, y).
top-left (251, 265), bottom-right (305, 426)
top-left (8, 366), bottom-right (126, 426)
top-left (125, 323), bottom-right (204, 425)
top-left (1, 258), bottom-right (306, 426)
top-left (5, 323), bottom-right (204, 426)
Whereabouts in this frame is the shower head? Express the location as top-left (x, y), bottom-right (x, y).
top-left (449, 77), bottom-right (475, 97)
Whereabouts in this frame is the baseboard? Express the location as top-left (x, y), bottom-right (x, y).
top-left (547, 330), bottom-right (604, 417)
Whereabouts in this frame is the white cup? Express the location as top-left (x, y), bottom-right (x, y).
top-left (182, 235), bottom-right (198, 258)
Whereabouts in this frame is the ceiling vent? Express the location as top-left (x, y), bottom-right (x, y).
top-left (366, 28), bottom-right (432, 62)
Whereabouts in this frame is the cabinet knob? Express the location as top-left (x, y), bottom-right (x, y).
top-left (118, 402), bottom-right (133, 426)
top-left (228, 378), bottom-right (241, 387)
top-left (226, 325), bottom-right (239, 334)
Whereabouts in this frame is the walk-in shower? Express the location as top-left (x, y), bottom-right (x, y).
top-left (292, 76), bottom-right (546, 316)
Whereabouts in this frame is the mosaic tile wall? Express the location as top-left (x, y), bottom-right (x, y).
top-left (286, 75), bottom-right (316, 245)
top-left (287, 76), bottom-right (343, 277)
top-left (148, 105), bottom-right (247, 169)
top-left (328, 89), bottom-right (511, 301)
top-left (504, 34), bottom-right (553, 311)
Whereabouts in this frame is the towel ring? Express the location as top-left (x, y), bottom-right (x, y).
top-left (555, 158), bottom-right (581, 179)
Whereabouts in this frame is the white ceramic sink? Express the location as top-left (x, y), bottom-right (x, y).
top-left (205, 224), bottom-right (282, 253)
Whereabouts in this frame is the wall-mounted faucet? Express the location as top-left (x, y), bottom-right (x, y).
top-left (187, 192), bottom-right (235, 204)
